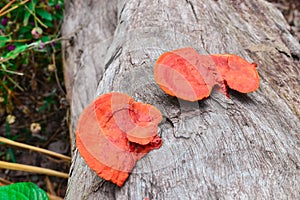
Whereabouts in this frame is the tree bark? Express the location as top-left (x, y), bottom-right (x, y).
top-left (62, 0), bottom-right (300, 199)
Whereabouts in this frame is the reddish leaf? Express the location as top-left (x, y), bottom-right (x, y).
top-left (76, 92), bottom-right (162, 187)
top-left (154, 48), bottom-right (259, 101)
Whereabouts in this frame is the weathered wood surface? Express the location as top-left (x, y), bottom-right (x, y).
top-left (62, 0), bottom-right (300, 199)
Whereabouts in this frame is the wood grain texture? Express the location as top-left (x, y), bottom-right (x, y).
top-left (62, 0), bottom-right (300, 199)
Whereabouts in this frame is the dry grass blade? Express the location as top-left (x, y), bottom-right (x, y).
top-left (0, 137), bottom-right (71, 162)
top-left (0, 0), bottom-right (16, 14)
top-left (0, 0), bottom-right (30, 17)
top-left (0, 161), bottom-right (69, 178)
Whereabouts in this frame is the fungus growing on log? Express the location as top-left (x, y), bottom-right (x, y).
top-left (211, 54), bottom-right (260, 93)
top-left (154, 48), bottom-right (215, 101)
top-left (154, 48), bottom-right (260, 101)
top-left (76, 92), bottom-right (162, 187)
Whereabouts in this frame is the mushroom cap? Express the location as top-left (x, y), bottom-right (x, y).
top-left (154, 48), bottom-right (260, 101)
top-left (211, 54), bottom-right (260, 93)
top-left (154, 48), bottom-right (214, 101)
top-left (76, 92), bottom-right (162, 186)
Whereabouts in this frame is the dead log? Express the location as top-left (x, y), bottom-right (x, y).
top-left (62, 0), bottom-right (300, 199)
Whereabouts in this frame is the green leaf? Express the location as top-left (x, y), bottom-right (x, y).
top-left (4, 45), bottom-right (29, 60)
top-left (0, 182), bottom-right (48, 200)
top-left (48, 0), bottom-right (56, 6)
top-left (40, 36), bottom-right (50, 43)
top-left (0, 24), bottom-right (5, 31)
top-left (42, 20), bottom-right (53, 28)
top-left (0, 36), bottom-right (10, 48)
top-left (36, 9), bottom-right (53, 21)
top-left (0, 36), bottom-right (10, 41)
top-left (23, 10), bottom-right (32, 27)
top-left (18, 26), bottom-right (32, 36)
top-left (23, 0), bottom-right (38, 26)
top-left (7, 147), bottom-right (16, 163)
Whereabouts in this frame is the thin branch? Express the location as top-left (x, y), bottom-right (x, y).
top-left (0, 0), bottom-right (16, 14)
top-left (6, 75), bottom-right (24, 91)
top-left (24, 4), bottom-right (48, 28)
top-left (0, 79), bottom-right (22, 105)
top-left (0, 68), bottom-right (24, 76)
top-left (52, 52), bottom-right (66, 96)
top-left (0, 161), bottom-right (69, 178)
top-left (0, 0), bottom-right (30, 18)
top-left (0, 137), bottom-right (71, 162)
top-left (0, 177), bottom-right (12, 185)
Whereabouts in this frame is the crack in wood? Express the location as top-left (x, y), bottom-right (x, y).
top-left (200, 34), bottom-right (207, 52)
top-left (275, 47), bottom-right (291, 58)
top-left (163, 116), bottom-right (189, 139)
top-left (185, 0), bottom-right (199, 22)
top-left (92, 179), bottom-right (106, 192)
top-left (164, 116), bottom-right (175, 127)
top-left (105, 46), bottom-right (123, 70)
top-left (118, 2), bottom-right (127, 21)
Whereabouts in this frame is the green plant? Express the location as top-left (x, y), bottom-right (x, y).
top-left (0, 0), bottom-right (64, 111)
top-left (0, 182), bottom-right (49, 200)
top-left (0, 1), bottom-right (67, 196)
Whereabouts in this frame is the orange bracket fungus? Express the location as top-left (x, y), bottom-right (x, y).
top-left (76, 92), bottom-right (162, 187)
top-left (210, 54), bottom-right (260, 93)
top-left (154, 47), bottom-right (260, 101)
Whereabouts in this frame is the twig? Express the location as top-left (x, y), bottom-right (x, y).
top-left (24, 4), bottom-right (48, 28)
top-left (0, 79), bottom-right (22, 105)
top-left (0, 137), bottom-right (71, 162)
top-left (0, 0), bottom-right (30, 18)
top-left (45, 176), bottom-right (56, 195)
top-left (0, 161), bottom-right (69, 178)
top-left (48, 193), bottom-right (63, 200)
top-left (0, 177), bottom-right (12, 185)
top-left (52, 52), bottom-right (66, 96)
top-left (0, 26), bottom-right (84, 64)
top-left (6, 75), bottom-right (24, 91)
top-left (0, 68), bottom-right (24, 76)
top-left (0, 0), bottom-right (16, 14)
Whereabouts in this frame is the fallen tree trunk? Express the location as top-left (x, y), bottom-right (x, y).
top-left (62, 0), bottom-right (300, 199)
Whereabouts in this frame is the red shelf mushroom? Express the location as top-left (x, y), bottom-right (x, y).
top-left (154, 48), bottom-right (214, 101)
top-left (154, 48), bottom-right (260, 101)
top-left (76, 92), bottom-right (162, 187)
top-left (211, 54), bottom-right (260, 93)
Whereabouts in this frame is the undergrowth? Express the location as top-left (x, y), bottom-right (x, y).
top-left (0, 0), bottom-right (68, 198)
